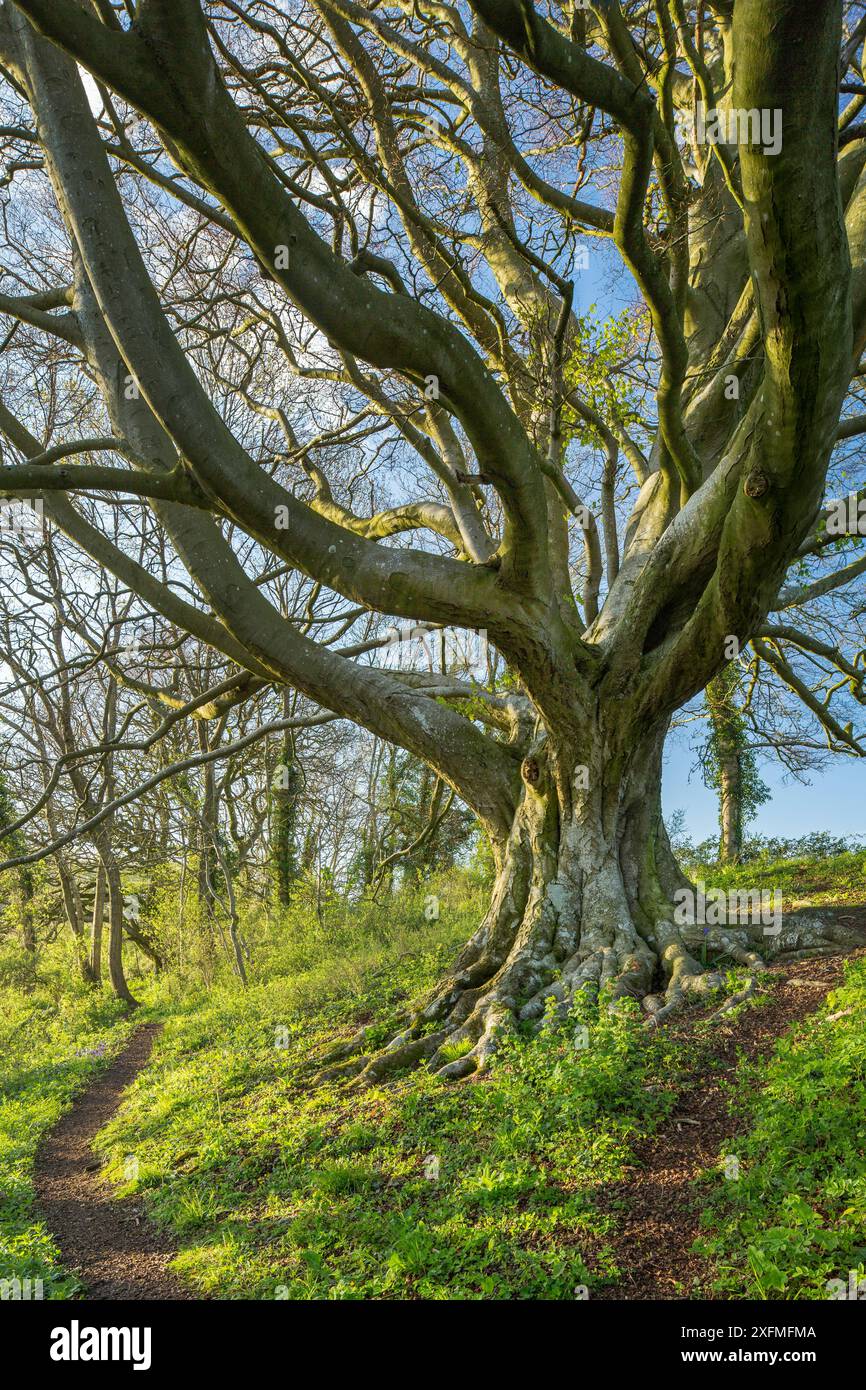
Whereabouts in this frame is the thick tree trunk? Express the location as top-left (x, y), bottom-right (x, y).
top-left (9, 0), bottom-right (859, 1089)
top-left (321, 719), bottom-right (861, 1085)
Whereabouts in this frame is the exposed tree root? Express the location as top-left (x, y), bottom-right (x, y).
top-left (312, 751), bottom-right (866, 1090)
top-left (706, 975), bottom-right (758, 1022)
top-left (312, 901), bottom-right (865, 1089)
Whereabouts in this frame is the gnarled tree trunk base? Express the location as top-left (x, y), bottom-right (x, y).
top-left (316, 906), bottom-right (862, 1089)
top-left (315, 740), bottom-right (865, 1088)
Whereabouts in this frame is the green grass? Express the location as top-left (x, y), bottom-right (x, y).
top-left (684, 846), bottom-right (866, 911)
top-left (0, 958), bottom-right (140, 1297)
top-left (680, 849), bottom-right (866, 1297)
top-left (694, 953), bottom-right (866, 1299)
top-left (95, 951), bottom-right (679, 1299)
top-left (3, 852), bottom-right (866, 1300)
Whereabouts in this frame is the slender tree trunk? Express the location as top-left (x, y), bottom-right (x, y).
top-left (300, 827), bottom-right (317, 874)
top-left (213, 838), bottom-right (248, 987)
top-left (197, 747), bottom-right (220, 920)
top-left (89, 863), bottom-right (105, 985)
top-left (56, 856), bottom-right (94, 983)
top-left (19, 864), bottom-right (36, 953)
top-left (100, 848), bottom-right (137, 1007)
top-left (270, 720), bottom-right (301, 907)
top-left (718, 756), bottom-right (743, 865)
top-left (706, 672), bottom-right (745, 864)
top-left (122, 916), bottom-right (164, 973)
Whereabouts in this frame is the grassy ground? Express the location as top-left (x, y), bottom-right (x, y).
top-left (2, 852), bottom-right (866, 1300)
top-left (0, 876), bottom-right (681, 1299)
top-left (685, 844), bottom-right (866, 910)
top-left (679, 846), bottom-right (866, 1298)
top-left (98, 968), bottom-right (684, 1299)
top-left (0, 965), bottom-right (138, 1297)
top-left (694, 954), bottom-right (866, 1299)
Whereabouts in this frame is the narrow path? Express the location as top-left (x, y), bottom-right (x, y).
top-left (593, 944), bottom-right (865, 1300)
top-left (35, 1023), bottom-right (195, 1301)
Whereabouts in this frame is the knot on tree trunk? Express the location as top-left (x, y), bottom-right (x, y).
top-left (521, 755), bottom-right (541, 786)
top-left (744, 469), bottom-right (770, 499)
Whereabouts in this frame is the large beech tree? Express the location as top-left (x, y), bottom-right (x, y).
top-left (1, 0), bottom-right (866, 1080)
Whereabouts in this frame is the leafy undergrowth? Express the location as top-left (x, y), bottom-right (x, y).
top-left (97, 952), bottom-right (679, 1299)
top-left (4, 852), bottom-right (865, 1301)
top-left (0, 955), bottom-right (139, 1297)
top-left (695, 954), bottom-right (866, 1299)
top-left (683, 844), bottom-right (866, 911)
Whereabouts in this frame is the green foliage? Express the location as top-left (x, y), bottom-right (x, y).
top-left (562, 306), bottom-right (642, 441)
top-left (3, 850), bottom-right (865, 1302)
top-left (348, 749), bottom-right (477, 895)
top-left (750, 832), bottom-right (865, 861)
top-left (0, 964), bottom-right (138, 1296)
top-left (674, 839), bottom-right (866, 909)
top-left (702, 666), bottom-right (770, 852)
top-left (0, 768), bottom-right (39, 953)
top-left (84, 904), bottom-right (678, 1299)
top-left (696, 955), bottom-right (866, 1299)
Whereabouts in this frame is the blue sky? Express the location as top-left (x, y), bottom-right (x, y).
top-left (663, 726), bottom-right (863, 842)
